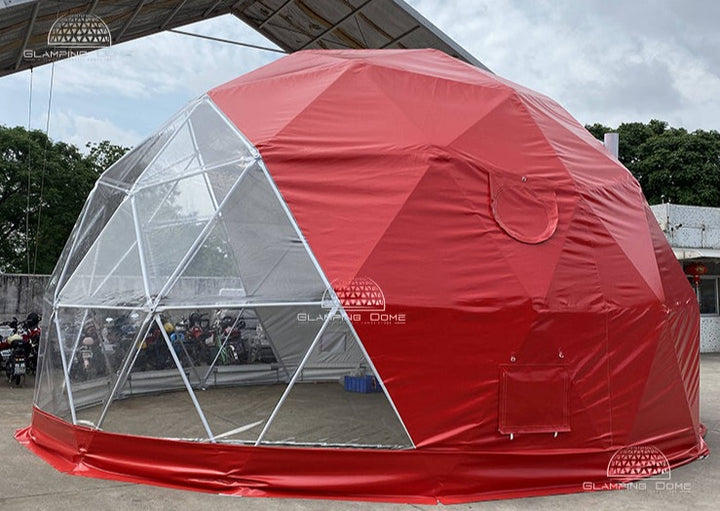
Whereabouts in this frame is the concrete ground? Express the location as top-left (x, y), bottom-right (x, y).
top-left (0, 355), bottom-right (717, 511)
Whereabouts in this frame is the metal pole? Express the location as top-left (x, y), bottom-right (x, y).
top-left (54, 316), bottom-right (78, 425)
top-left (155, 315), bottom-right (216, 442)
top-left (95, 311), bottom-right (154, 429)
top-left (200, 309), bottom-right (245, 387)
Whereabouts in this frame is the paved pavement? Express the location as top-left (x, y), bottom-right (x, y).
top-left (1, 355), bottom-right (717, 511)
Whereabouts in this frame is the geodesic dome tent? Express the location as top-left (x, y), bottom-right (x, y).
top-left (18, 49), bottom-right (708, 503)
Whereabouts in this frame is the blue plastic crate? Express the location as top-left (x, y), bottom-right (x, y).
top-left (344, 375), bottom-right (382, 393)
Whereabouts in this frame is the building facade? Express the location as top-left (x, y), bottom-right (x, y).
top-left (651, 203), bottom-right (720, 352)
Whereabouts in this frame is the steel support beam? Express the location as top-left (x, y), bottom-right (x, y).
top-left (202, 0), bottom-right (224, 18)
top-left (160, 0), bottom-right (187, 30)
top-left (14, 0), bottom-right (40, 70)
top-left (298, 0), bottom-right (372, 50)
top-left (116, 0), bottom-right (147, 42)
top-left (258, 0), bottom-right (293, 29)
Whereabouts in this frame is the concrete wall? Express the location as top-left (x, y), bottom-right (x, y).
top-left (650, 203), bottom-right (720, 249)
top-left (700, 316), bottom-right (720, 353)
top-left (0, 273), bottom-right (49, 318)
top-left (650, 203), bottom-right (720, 353)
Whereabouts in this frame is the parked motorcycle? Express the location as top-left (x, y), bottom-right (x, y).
top-left (0, 317), bottom-right (18, 367)
top-left (4, 333), bottom-right (28, 387)
top-left (170, 320), bottom-right (199, 367)
top-left (218, 314), bottom-right (247, 365)
top-left (21, 312), bottom-right (41, 375)
top-left (76, 337), bottom-right (97, 380)
top-left (187, 312), bottom-right (215, 365)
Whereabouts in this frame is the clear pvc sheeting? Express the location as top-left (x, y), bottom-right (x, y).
top-left (257, 317), bottom-right (412, 448)
top-left (162, 162), bottom-right (327, 307)
top-left (36, 95), bottom-right (412, 450)
top-left (48, 182), bottom-right (129, 299)
top-left (33, 314), bottom-right (71, 421)
top-left (64, 307), bottom-right (411, 448)
top-left (56, 201), bottom-right (145, 307)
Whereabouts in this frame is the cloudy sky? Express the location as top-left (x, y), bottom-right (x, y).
top-left (0, 0), bottom-right (718, 150)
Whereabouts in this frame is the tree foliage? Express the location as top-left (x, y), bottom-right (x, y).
top-left (86, 140), bottom-right (130, 171)
top-left (585, 120), bottom-right (720, 206)
top-left (0, 125), bottom-right (129, 274)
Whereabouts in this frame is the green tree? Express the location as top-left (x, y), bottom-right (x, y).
top-left (585, 120), bottom-right (720, 206)
top-left (86, 140), bottom-right (130, 171)
top-left (0, 125), bottom-right (129, 274)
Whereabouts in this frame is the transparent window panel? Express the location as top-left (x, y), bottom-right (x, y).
top-left (189, 98), bottom-right (256, 167)
top-left (53, 307), bottom-right (131, 420)
top-left (142, 221), bottom-right (209, 296)
top-left (95, 316), bottom-right (211, 440)
top-left (200, 385), bottom-right (285, 444)
top-left (220, 164), bottom-right (326, 301)
top-left (134, 120), bottom-right (201, 187)
top-left (47, 211), bottom-right (82, 299)
top-left (160, 220), bottom-right (246, 307)
top-left (57, 200), bottom-right (146, 307)
top-left (161, 305), bottom-right (327, 444)
top-left (99, 101), bottom-right (196, 189)
top-left (259, 318), bottom-right (412, 448)
top-left (135, 173), bottom-right (217, 226)
top-left (205, 162), bottom-right (249, 205)
top-left (33, 315), bottom-right (71, 420)
top-left (134, 174), bottom-right (218, 296)
top-left (255, 305), bottom-right (333, 373)
top-left (51, 183), bottom-right (128, 300)
top-left (133, 97), bottom-right (254, 190)
top-left (161, 164), bottom-right (327, 307)
top-left (153, 307), bottom-right (286, 444)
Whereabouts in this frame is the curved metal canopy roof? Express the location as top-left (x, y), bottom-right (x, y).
top-left (0, 0), bottom-right (488, 78)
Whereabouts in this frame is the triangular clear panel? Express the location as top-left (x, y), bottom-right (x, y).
top-left (71, 307), bottom-right (149, 428)
top-left (134, 119), bottom-right (201, 187)
top-left (134, 97), bottom-right (255, 189)
top-left (163, 307), bottom-right (286, 444)
top-left (188, 99), bottom-right (256, 166)
top-left (99, 99), bottom-right (198, 189)
top-left (33, 314), bottom-right (72, 420)
top-left (93, 316), bottom-right (211, 440)
top-left (57, 199), bottom-right (145, 307)
top-left (161, 164), bottom-right (326, 307)
top-left (205, 161), bottom-right (249, 205)
top-left (134, 173), bottom-right (217, 295)
top-left (50, 182), bottom-right (128, 300)
top-left (52, 307), bottom-right (121, 422)
top-left (259, 317), bottom-right (411, 448)
top-left (99, 118), bottom-right (179, 189)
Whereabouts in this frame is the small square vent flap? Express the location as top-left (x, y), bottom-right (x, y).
top-left (499, 365), bottom-right (570, 435)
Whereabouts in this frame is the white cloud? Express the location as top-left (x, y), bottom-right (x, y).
top-left (44, 15), bottom-right (281, 101)
top-left (50, 110), bottom-right (142, 151)
top-left (408, 0), bottom-right (720, 130)
top-left (2, 2), bottom-right (719, 147)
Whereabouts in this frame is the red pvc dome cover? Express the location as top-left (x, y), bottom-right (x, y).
top-left (18, 49), bottom-right (707, 503)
